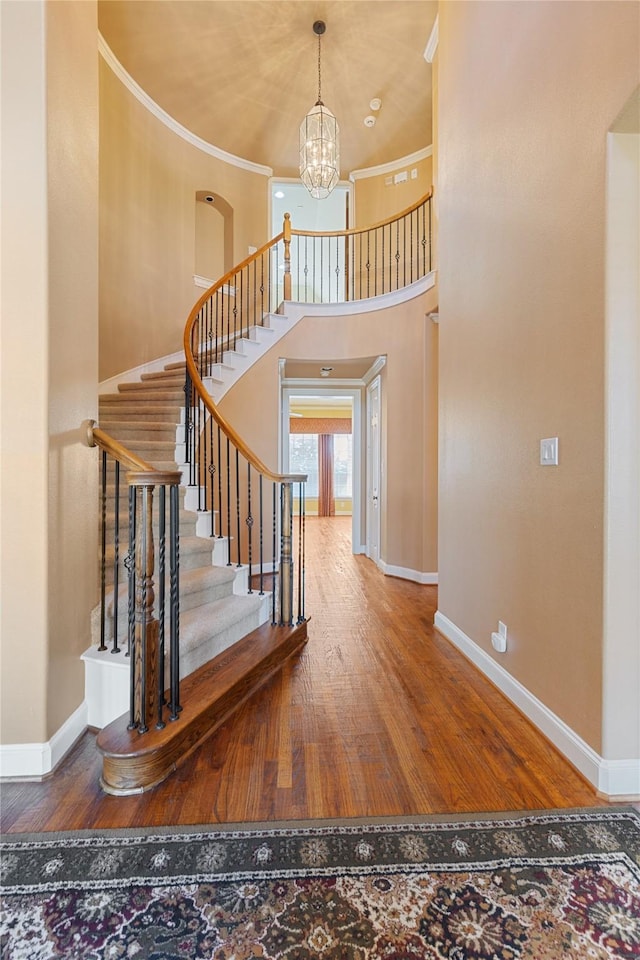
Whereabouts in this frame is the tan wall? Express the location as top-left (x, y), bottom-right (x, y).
top-left (219, 292), bottom-right (439, 575)
top-left (0, 0), bottom-right (99, 744)
top-left (437, 0), bottom-right (640, 753)
top-left (354, 155), bottom-right (432, 227)
top-left (99, 60), bottom-right (270, 380)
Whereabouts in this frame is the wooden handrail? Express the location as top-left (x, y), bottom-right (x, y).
top-left (183, 255), bottom-right (306, 486)
top-left (84, 419), bottom-right (155, 473)
top-left (182, 193), bottom-right (432, 485)
top-left (188, 231), bottom-right (284, 318)
top-left (289, 191), bottom-right (432, 239)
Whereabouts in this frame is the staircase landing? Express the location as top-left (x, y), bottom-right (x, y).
top-left (96, 620), bottom-right (308, 795)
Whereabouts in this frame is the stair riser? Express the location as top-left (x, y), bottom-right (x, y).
top-left (99, 425), bottom-right (179, 442)
top-left (98, 408), bottom-right (183, 422)
top-left (97, 583), bottom-right (242, 644)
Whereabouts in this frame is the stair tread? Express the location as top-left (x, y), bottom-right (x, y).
top-left (96, 621), bottom-right (308, 792)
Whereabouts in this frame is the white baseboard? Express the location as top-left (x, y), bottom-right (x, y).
top-left (434, 611), bottom-right (640, 800)
top-left (0, 701), bottom-right (88, 779)
top-left (379, 559), bottom-right (438, 585)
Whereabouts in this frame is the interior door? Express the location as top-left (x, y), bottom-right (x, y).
top-left (366, 376), bottom-right (381, 563)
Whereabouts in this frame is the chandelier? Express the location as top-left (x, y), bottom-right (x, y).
top-left (299, 20), bottom-right (340, 200)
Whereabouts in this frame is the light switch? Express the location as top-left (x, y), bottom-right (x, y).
top-left (540, 437), bottom-right (559, 465)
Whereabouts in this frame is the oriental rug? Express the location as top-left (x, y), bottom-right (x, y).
top-left (1, 807), bottom-right (639, 959)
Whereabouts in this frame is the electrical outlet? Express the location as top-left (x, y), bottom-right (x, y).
top-left (491, 621), bottom-right (508, 652)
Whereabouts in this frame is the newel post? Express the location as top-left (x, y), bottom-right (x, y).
top-left (127, 470), bottom-right (181, 733)
top-left (283, 212), bottom-right (292, 302)
top-left (127, 474), bottom-right (158, 733)
top-left (279, 481), bottom-right (294, 626)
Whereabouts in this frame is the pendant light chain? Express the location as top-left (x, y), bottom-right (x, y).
top-left (317, 31), bottom-right (322, 105)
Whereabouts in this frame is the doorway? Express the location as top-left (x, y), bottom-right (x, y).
top-left (281, 385), bottom-right (363, 553)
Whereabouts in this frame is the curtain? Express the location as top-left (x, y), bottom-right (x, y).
top-left (318, 434), bottom-right (335, 516)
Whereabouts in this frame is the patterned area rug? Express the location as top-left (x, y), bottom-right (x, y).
top-left (1, 808), bottom-right (639, 959)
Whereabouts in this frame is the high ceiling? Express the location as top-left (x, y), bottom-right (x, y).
top-left (98, 0), bottom-right (437, 178)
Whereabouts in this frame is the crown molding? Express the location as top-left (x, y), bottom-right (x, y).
top-left (98, 34), bottom-right (273, 178)
top-left (349, 146), bottom-right (433, 182)
top-left (424, 15), bottom-right (439, 64)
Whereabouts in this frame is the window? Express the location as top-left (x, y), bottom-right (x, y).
top-left (334, 434), bottom-right (352, 497)
top-left (289, 434), bottom-right (319, 495)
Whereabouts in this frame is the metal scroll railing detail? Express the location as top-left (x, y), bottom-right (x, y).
top-left (183, 365), bottom-right (307, 628)
top-left (86, 422), bottom-right (182, 734)
top-left (286, 193), bottom-right (432, 304)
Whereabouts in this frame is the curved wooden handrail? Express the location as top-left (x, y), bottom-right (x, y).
top-left (183, 240), bottom-right (305, 485)
top-left (84, 419), bottom-right (181, 481)
top-left (188, 231), bottom-right (284, 321)
top-left (183, 193), bottom-right (431, 484)
top-left (289, 191), bottom-right (432, 239)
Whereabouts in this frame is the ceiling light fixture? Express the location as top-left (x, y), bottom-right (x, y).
top-left (299, 20), bottom-right (340, 200)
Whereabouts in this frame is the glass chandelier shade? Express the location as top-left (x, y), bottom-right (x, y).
top-left (299, 102), bottom-right (340, 200)
top-left (299, 21), bottom-right (340, 200)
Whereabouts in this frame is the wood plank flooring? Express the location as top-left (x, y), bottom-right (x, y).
top-left (2, 517), bottom-right (606, 834)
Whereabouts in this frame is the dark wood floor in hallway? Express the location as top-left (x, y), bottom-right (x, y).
top-left (2, 516), bottom-right (605, 834)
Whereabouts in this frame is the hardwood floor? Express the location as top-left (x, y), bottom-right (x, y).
top-left (2, 516), bottom-right (606, 834)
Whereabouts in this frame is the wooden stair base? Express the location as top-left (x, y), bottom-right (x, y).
top-left (96, 621), bottom-right (308, 795)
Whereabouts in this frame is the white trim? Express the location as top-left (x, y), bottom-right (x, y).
top-left (424, 15), bottom-right (439, 63)
top-left (378, 560), bottom-right (438, 585)
top-left (282, 272), bottom-right (436, 322)
top-left (363, 355), bottom-right (387, 385)
top-left (99, 350), bottom-right (184, 395)
top-left (434, 611), bottom-right (640, 799)
top-left (99, 34), bottom-right (272, 178)
top-left (193, 276), bottom-right (235, 295)
top-left (350, 146), bottom-right (433, 182)
top-left (0, 701), bottom-right (88, 779)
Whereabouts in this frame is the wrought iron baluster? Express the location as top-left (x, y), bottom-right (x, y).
top-left (259, 252), bottom-right (265, 327)
top-left (320, 236), bottom-right (324, 303)
top-left (304, 235), bottom-right (309, 302)
top-left (209, 412), bottom-right (215, 537)
top-left (396, 219), bottom-right (400, 291)
top-left (366, 231), bottom-right (370, 298)
top-left (196, 382), bottom-right (202, 512)
top-left (215, 290), bottom-right (220, 364)
top-left (410, 209), bottom-right (414, 283)
top-left (226, 435), bottom-right (232, 565)
top-left (112, 459), bottom-right (121, 654)
top-left (376, 228), bottom-right (379, 297)
top-left (235, 447), bottom-right (241, 567)
top-left (404, 214), bottom-right (407, 287)
top-left (169, 481), bottom-right (181, 720)
top-left (297, 480), bottom-right (303, 624)
top-left (246, 462), bottom-right (253, 591)
top-left (259, 474), bottom-right (264, 596)
top-left (351, 233), bottom-right (355, 301)
top-left (272, 482), bottom-right (277, 625)
top-left (138, 485), bottom-right (149, 734)
top-left (428, 196), bottom-right (432, 273)
top-left (157, 484), bottom-right (166, 729)
top-left (99, 450), bottom-right (108, 651)
top-left (217, 424), bottom-right (223, 539)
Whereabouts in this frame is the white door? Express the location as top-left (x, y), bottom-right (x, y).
top-left (366, 377), bottom-right (381, 563)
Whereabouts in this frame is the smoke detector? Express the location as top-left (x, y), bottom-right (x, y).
top-left (320, 366), bottom-right (333, 377)
top-left (369, 98), bottom-right (382, 111)
top-left (364, 115), bottom-right (376, 128)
